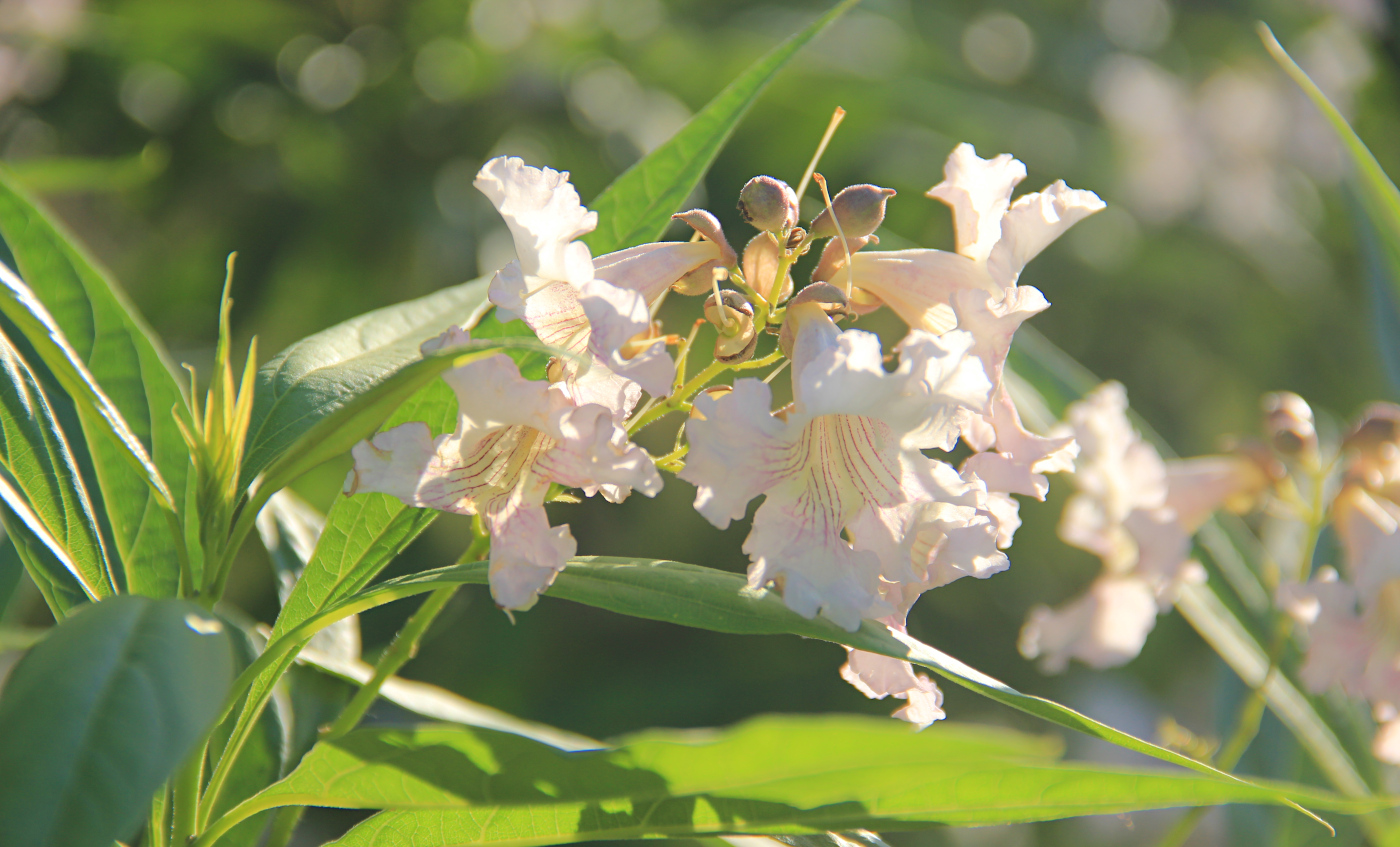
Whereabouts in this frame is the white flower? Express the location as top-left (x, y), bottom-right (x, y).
top-left (680, 294), bottom-right (991, 631)
top-left (345, 333), bottom-right (661, 610)
top-left (1021, 381), bottom-right (1264, 672)
top-left (477, 158), bottom-right (731, 397)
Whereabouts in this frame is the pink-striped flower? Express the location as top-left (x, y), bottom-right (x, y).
top-left (680, 288), bottom-right (991, 631)
top-left (345, 328), bottom-right (661, 611)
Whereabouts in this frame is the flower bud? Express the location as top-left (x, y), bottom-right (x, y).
top-left (742, 232), bottom-right (793, 304)
top-left (809, 184), bottom-right (896, 239)
top-left (737, 175), bottom-right (800, 232)
top-left (810, 233), bottom-right (878, 283)
top-left (704, 290), bottom-right (756, 364)
top-left (1263, 392), bottom-right (1316, 456)
top-left (777, 282), bottom-right (851, 358)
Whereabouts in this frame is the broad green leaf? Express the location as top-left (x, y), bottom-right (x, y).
top-left (242, 275), bottom-right (490, 487)
top-left (0, 171), bottom-right (191, 597)
top-left (293, 639), bottom-right (601, 752)
top-left (581, 0), bottom-right (863, 255)
top-left (0, 324), bottom-right (114, 601)
top-left (0, 595), bottom-right (233, 847)
top-left (202, 715), bottom-right (1366, 847)
top-left (7, 146), bottom-right (170, 194)
top-left (0, 502), bottom-right (88, 617)
top-left (1006, 325), bottom-right (1376, 801)
top-left (230, 556), bottom-right (1321, 830)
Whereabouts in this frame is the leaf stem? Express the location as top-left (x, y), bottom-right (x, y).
top-left (170, 746), bottom-right (204, 846)
top-left (322, 584), bottom-right (459, 739)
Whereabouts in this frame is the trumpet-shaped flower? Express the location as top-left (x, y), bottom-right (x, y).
top-left (345, 329), bottom-right (661, 611)
top-left (477, 158), bottom-right (732, 397)
top-left (681, 296), bottom-right (990, 631)
top-left (1020, 382), bottom-right (1265, 671)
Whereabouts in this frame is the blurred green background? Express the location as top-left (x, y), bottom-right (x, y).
top-left (0, 0), bottom-right (1394, 843)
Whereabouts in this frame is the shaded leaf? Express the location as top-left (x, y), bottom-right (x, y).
top-left (0, 595), bottom-right (233, 847)
top-left (242, 276), bottom-right (490, 487)
top-left (205, 715), bottom-right (1373, 847)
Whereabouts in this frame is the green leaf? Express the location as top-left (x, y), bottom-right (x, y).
top-left (1260, 25), bottom-right (1400, 301)
top-left (292, 639), bottom-right (601, 753)
top-left (0, 535), bottom-right (21, 618)
top-left (0, 170), bottom-right (191, 598)
top-left (0, 594), bottom-right (233, 847)
top-left (242, 276), bottom-right (490, 488)
top-left (0, 324), bottom-right (114, 602)
top-left (0, 502), bottom-right (89, 618)
top-left (581, 0), bottom-right (863, 255)
top-left (203, 380), bottom-right (461, 824)
top-left (202, 715), bottom-right (1368, 847)
top-left (256, 489), bottom-right (360, 661)
top-left (225, 557), bottom-right (1321, 833)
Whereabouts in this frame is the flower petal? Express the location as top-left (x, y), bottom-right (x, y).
top-left (577, 278), bottom-right (675, 397)
top-left (593, 240), bottom-right (720, 304)
top-left (1018, 575), bottom-right (1159, 672)
top-left (534, 403), bottom-right (662, 502)
top-left (475, 156), bottom-right (596, 286)
top-left (485, 500), bottom-right (577, 610)
top-left (681, 379), bottom-right (790, 528)
top-left (925, 143), bottom-right (1026, 262)
top-left (840, 647), bottom-right (946, 728)
top-left (828, 249), bottom-right (991, 333)
top-left (986, 180), bottom-right (1105, 288)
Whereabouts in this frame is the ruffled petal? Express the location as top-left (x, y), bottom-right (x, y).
top-left (745, 491), bottom-right (889, 630)
top-left (1018, 575), bottom-right (1158, 672)
top-left (961, 387), bottom-right (1078, 500)
top-left (893, 329), bottom-right (992, 452)
top-left (1334, 487), bottom-right (1400, 594)
top-left (577, 278), bottom-right (675, 397)
top-left (1281, 573), bottom-right (1369, 695)
top-left (534, 403), bottom-right (662, 502)
top-left (475, 156), bottom-right (596, 286)
top-left (986, 180), bottom-right (1105, 288)
top-left (950, 285), bottom-right (1050, 387)
top-left (484, 500), bottom-right (577, 610)
top-left (441, 353), bottom-right (564, 439)
top-left (925, 143), bottom-right (1026, 262)
top-left (840, 647), bottom-right (945, 728)
top-left (680, 379), bottom-right (791, 528)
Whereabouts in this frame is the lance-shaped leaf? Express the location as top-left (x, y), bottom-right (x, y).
top-left (200, 715), bottom-right (1371, 847)
top-left (0, 325), bottom-right (113, 603)
top-left (581, 0), bottom-right (863, 255)
top-left (0, 170), bottom-right (191, 597)
top-left (242, 276), bottom-right (490, 487)
top-left (221, 557), bottom-right (1325, 833)
top-left (0, 500), bottom-right (88, 617)
top-left (0, 595), bottom-right (233, 847)
top-left (257, 490), bottom-right (360, 661)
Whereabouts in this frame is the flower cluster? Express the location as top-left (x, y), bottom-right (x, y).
top-left (1018, 382), bottom-right (1268, 672)
top-left (346, 142), bottom-right (1105, 725)
top-left (1277, 400), bottom-right (1400, 763)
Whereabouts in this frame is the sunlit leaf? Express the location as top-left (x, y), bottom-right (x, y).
top-left (0, 595), bottom-right (233, 847)
top-left (0, 169), bottom-right (191, 598)
top-left (200, 715), bottom-right (1366, 847)
top-left (0, 325), bottom-right (114, 605)
top-left (581, 0), bottom-right (863, 255)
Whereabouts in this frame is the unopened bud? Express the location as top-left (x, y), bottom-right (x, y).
top-left (1345, 403), bottom-right (1400, 455)
top-left (704, 290), bottom-right (757, 364)
top-left (786, 227), bottom-right (807, 250)
top-left (810, 184), bottom-right (896, 239)
top-left (810, 233), bottom-right (878, 283)
top-left (777, 282), bottom-right (852, 358)
top-left (738, 175), bottom-right (800, 232)
top-left (1263, 392), bottom-right (1316, 456)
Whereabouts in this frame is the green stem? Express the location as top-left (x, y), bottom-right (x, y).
top-left (170, 746), bottom-right (204, 845)
top-left (323, 584), bottom-right (459, 739)
top-left (627, 349), bottom-right (786, 435)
